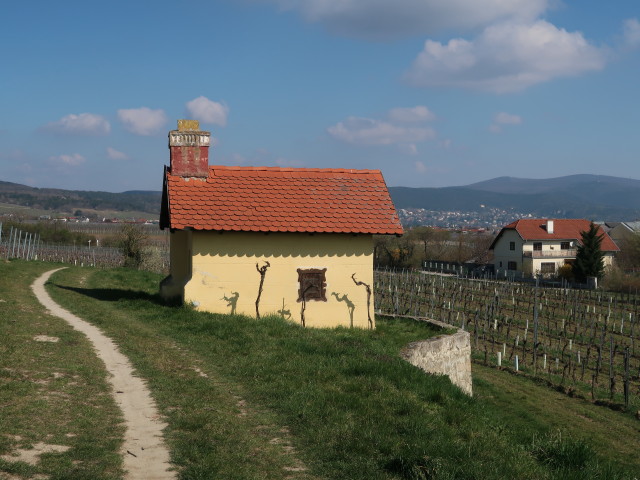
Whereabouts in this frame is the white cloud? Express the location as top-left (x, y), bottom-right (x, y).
top-left (49, 153), bottom-right (85, 166)
top-left (106, 147), bottom-right (129, 160)
top-left (490, 111), bottom-right (522, 133)
top-left (406, 20), bottom-right (607, 93)
top-left (494, 112), bottom-right (522, 125)
top-left (327, 116), bottom-right (435, 146)
top-left (398, 143), bottom-right (418, 155)
top-left (623, 18), bottom-right (640, 47)
top-left (415, 161), bottom-right (428, 173)
top-left (185, 96), bottom-right (229, 126)
top-left (42, 113), bottom-right (110, 136)
top-left (117, 107), bottom-right (167, 136)
top-left (389, 106), bottom-right (436, 123)
top-left (266, 0), bottom-right (548, 38)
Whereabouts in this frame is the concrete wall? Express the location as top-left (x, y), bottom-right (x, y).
top-left (175, 231), bottom-right (374, 329)
top-left (399, 317), bottom-right (473, 396)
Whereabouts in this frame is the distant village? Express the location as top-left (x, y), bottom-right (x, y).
top-left (397, 206), bottom-right (535, 232)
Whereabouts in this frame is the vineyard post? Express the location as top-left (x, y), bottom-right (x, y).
top-left (609, 335), bottom-right (615, 400)
top-left (8, 226), bottom-right (13, 258)
top-left (27, 232), bottom-right (33, 260)
top-left (21, 232), bottom-right (26, 259)
top-left (533, 278), bottom-right (540, 371)
top-left (630, 314), bottom-right (635, 356)
top-left (623, 347), bottom-right (630, 408)
top-left (11, 228), bottom-right (18, 258)
top-left (6, 227), bottom-right (12, 258)
top-left (14, 230), bottom-right (20, 258)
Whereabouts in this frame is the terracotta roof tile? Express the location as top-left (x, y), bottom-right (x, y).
top-left (163, 165), bottom-right (403, 235)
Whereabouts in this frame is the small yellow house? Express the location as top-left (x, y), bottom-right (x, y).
top-left (159, 120), bottom-right (403, 328)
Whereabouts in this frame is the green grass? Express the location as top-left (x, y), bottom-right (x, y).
top-left (473, 363), bottom-right (640, 473)
top-left (3, 261), bottom-right (640, 479)
top-left (0, 260), bottom-right (124, 479)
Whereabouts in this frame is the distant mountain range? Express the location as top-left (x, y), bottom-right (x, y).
top-left (1, 174), bottom-right (639, 221)
top-left (389, 174), bottom-right (640, 221)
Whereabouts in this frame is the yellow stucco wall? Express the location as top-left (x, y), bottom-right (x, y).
top-left (160, 229), bottom-right (192, 301)
top-left (178, 231), bottom-right (375, 328)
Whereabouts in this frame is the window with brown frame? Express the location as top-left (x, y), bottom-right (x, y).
top-left (541, 262), bottom-right (556, 274)
top-left (533, 242), bottom-right (542, 251)
top-left (297, 268), bottom-right (327, 302)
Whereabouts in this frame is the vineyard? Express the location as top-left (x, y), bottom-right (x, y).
top-left (374, 269), bottom-right (640, 410)
top-left (0, 223), bottom-right (168, 272)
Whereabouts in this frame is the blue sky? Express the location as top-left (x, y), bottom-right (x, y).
top-left (2, 0), bottom-right (639, 192)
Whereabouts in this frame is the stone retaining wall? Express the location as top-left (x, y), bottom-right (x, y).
top-left (397, 316), bottom-right (473, 396)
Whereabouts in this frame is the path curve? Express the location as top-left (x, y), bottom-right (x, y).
top-left (32, 269), bottom-right (175, 479)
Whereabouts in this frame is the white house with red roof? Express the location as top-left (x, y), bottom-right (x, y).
top-left (489, 219), bottom-right (619, 278)
top-left (159, 120), bottom-right (403, 328)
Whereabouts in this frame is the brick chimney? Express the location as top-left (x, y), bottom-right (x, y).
top-left (168, 119), bottom-right (210, 178)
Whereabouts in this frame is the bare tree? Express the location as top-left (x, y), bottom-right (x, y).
top-left (351, 273), bottom-right (373, 329)
top-left (255, 261), bottom-right (270, 319)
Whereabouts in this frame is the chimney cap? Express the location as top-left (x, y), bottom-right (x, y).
top-left (177, 119), bottom-right (200, 131)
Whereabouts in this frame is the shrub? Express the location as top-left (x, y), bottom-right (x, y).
top-left (601, 267), bottom-right (640, 294)
top-left (557, 264), bottom-right (574, 282)
top-left (117, 224), bottom-right (149, 269)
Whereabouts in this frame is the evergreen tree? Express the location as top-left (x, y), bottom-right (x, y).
top-left (572, 222), bottom-right (605, 282)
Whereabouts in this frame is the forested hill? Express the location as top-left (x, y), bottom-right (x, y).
top-left (0, 181), bottom-right (162, 214)
top-left (388, 174), bottom-right (640, 220)
top-left (3, 173), bottom-right (640, 220)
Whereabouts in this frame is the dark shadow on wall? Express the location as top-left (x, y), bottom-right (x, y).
top-left (191, 232), bottom-right (372, 258)
top-left (222, 291), bottom-right (240, 315)
top-left (277, 298), bottom-right (292, 320)
top-left (331, 292), bottom-right (355, 328)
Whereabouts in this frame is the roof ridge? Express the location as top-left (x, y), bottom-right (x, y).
top-left (208, 165), bottom-right (382, 174)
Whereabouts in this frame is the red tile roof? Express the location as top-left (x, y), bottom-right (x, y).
top-left (492, 219), bottom-right (619, 251)
top-left (162, 165), bottom-right (403, 235)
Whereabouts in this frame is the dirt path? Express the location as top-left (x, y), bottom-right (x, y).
top-left (31, 268), bottom-right (175, 479)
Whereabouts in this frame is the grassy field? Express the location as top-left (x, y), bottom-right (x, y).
top-left (1, 260), bottom-right (640, 479)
